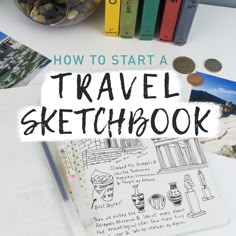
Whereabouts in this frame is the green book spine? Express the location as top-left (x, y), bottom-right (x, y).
top-left (119, 0), bottom-right (140, 38)
top-left (139, 0), bottom-right (160, 40)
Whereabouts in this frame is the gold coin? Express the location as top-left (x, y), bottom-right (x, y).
top-left (173, 56), bottom-right (196, 74)
top-left (187, 73), bottom-right (204, 87)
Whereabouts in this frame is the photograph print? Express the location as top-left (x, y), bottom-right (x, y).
top-left (0, 31), bottom-right (51, 89)
top-left (190, 72), bottom-right (236, 160)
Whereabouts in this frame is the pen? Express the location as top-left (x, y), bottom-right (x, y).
top-left (41, 142), bottom-right (86, 236)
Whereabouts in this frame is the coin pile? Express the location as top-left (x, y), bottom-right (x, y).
top-left (17, 0), bottom-right (101, 25)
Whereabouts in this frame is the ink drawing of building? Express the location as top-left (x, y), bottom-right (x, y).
top-left (152, 138), bottom-right (207, 174)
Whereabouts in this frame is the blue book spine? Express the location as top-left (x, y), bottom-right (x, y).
top-left (173, 0), bottom-right (200, 45)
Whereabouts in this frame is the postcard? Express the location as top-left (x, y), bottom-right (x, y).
top-left (0, 31), bottom-right (50, 89)
top-left (190, 72), bottom-right (236, 160)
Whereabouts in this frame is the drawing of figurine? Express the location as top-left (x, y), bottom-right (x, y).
top-left (131, 185), bottom-right (145, 213)
top-left (184, 174), bottom-right (206, 218)
top-left (184, 174), bottom-right (194, 191)
top-left (167, 182), bottom-right (182, 206)
top-left (198, 170), bottom-right (214, 201)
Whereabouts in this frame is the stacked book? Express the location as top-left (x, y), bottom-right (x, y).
top-left (104, 0), bottom-right (200, 45)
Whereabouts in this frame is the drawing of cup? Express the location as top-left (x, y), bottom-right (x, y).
top-left (148, 194), bottom-right (166, 210)
top-left (131, 185), bottom-right (145, 213)
top-left (91, 170), bottom-right (114, 202)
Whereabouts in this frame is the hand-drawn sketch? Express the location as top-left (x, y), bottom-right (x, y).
top-left (131, 185), bottom-right (145, 213)
top-left (198, 170), bottom-right (214, 201)
top-left (91, 170), bottom-right (114, 205)
top-left (120, 139), bottom-right (144, 155)
top-left (184, 174), bottom-right (206, 218)
top-left (167, 182), bottom-right (182, 206)
top-left (91, 188), bottom-right (106, 209)
top-left (137, 147), bottom-right (148, 158)
top-left (58, 138), bottom-right (228, 236)
top-left (184, 174), bottom-right (194, 191)
top-left (76, 139), bottom-right (146, 169)
top-left (148, 194), bottom-right (166, 210)
top-left (152, 138), bottom-right (208, 174)
top-left (80, 139), bottom-right (122, 168)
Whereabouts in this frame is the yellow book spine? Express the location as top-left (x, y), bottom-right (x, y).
top-left (105, 0), bottom-right (121, 36)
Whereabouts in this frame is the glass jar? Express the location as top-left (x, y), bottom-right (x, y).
top-left (14, 0), bottom-right (102, 26)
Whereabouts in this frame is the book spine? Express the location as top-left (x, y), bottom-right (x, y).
top-left (173, 0), bottom-right (200, 45)
top-left (119, 0), bottom-right (140, 38)
top-left (105, 0), bottom-right (121, 36)
top-left (159, 0), bottom-right (182, 41)
top-left (139, 0), bottom-right (160, 40)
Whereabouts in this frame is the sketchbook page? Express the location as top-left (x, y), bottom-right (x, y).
top-left (60, 138), bottom-right (228, 236)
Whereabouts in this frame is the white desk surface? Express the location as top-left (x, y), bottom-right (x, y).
top-left (0, 1), bottom-right (236, 236)
top-left (0, 1), bottom-right (236, 79)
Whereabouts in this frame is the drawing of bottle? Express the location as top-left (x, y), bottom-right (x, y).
top-left (198, 170), bottom-right (214, 201)
top-left (131, 185), bottom-right (145, 213)
top-left (167, 182), bottom-right (182, 206)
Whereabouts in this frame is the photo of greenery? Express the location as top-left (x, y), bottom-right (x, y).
top-left (0, 31), bottom-right (50, 89)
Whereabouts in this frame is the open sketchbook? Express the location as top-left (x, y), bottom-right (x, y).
top-left (53, 138), bottom-right (228, 236)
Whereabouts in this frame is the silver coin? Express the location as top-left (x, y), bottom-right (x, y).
top-left (173, 56), bottom-right (196, 74)
top-left (204, 59), bottom-right (222, 72)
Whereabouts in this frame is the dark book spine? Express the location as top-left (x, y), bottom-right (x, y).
top-left (173, 0), bottom-right (200, 45)
top-left (159, 0), bottom-right (182, 42)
